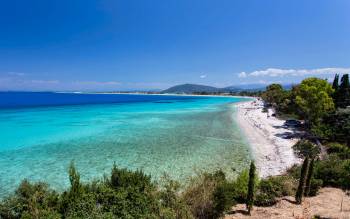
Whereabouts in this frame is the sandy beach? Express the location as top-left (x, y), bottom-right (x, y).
top-left (235, 99), bottom-right (301, 177)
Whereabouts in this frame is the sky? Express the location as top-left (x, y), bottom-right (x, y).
top-left (0, 0), bottom-right (350, 91)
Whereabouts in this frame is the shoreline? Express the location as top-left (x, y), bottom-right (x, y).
top-left (234, 99), bottom-right (301, 177)
top-left (54, 91), bottom-right (255, 99)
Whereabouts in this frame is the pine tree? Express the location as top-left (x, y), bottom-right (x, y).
top-left (246, 161), bottom-right (256, 214)
top-left (295, 157), bottom-right (309, 204)
top-left (304, 158), bottom-right (315, 197)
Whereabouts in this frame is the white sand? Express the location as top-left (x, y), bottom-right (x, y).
top-left (235, 99), bottom-right (301, 177)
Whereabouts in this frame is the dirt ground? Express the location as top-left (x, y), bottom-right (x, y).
top-left (224, 187), bottom-right (350, 219)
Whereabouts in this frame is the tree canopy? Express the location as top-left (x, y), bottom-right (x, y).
top-left (336, 74), bottom-right (350, 108)
top-left (292, 139), bottom-right (320, 159)
top-left (295, 78), bottom-right (334, 125)
top-left (261, 84), bottom-right (286, 107)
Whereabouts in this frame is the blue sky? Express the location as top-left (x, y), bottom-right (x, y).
top-left (0, 0), bottom-right (350, 91)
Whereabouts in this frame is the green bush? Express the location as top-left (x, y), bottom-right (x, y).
top-left (158, 175), bottom-right (193, 219)
top-left (212, 181), bottom-right (236, 218)
top-left (326, 142), bottom-right (350, 159)
top-left (0, 180), bottom-right (60, 219)
top-left (307, 178), bottom-right (323, 197)
top-left (182, 170), bottom-right (226, 219)
top-left (0, 164), bottom-right (163, 219)
top-left (254, 176), bottom-right (296, 206)
top-left (313, 155), bottom-right (350, 190)
top-left (230, 170), bottom-right (249, 203)
top-left (287, 155), bottom-right (350, 191)
top-left (292, 139), bottom-right (320, 159)
top-left (286, 164), bottom-right (301, 179)
top-left (321, 108), bottom-right (350, 146)
top-left (61, 163), bottom-right (160, 219)
top-left (255, 191), bottom-right (276, 207)
top-left (3, 156), bottom-right (348, 219)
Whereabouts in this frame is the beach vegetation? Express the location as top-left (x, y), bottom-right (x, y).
top-left (255, 175), bottom-right (297, 207)
top-left (0, 165), bottom-right (268, 219)
top-left (313, 155), bottom-right (350, 190)
top-left (326, 142), bottom-right (350, 159)
top-left (294, 77), bottom-right (335, 127)
top-left (332, 74), bottom-right (340, 91)
top-left (295, 156), bottom-right (309, 204)
top-left (0, 180), bottom-right (60, 219)
top-left (1, 164), bottom-right (161, 219)
top-left (333, 74), bottom-right (350, 108)
top-left (292, 139), bottom-right (320, 159)
top-left (182, 170), bottom-right (226, 219)
top-left (318, 108), bottom-right (350, 146)
top-left (246, 161), bottom-right (256, 214)
top-left (261, 84), bottom-right (286, 108)
top-left (261, 76), bottom-right (349, 200)
top-left (304, 158), bottom-right (315, 197)
top-left (1, 152), bottom-right (348, 218)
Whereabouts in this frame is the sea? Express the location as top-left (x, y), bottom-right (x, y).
top-left (0, 92), bottom-right (251, 196)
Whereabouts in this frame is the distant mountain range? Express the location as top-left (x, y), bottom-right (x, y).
top-left (161, 83), bottom-right (268, 94)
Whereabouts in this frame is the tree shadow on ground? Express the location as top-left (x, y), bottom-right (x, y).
top-left (281, 197), bottom-right (297, 204)
top-left (226, 209), bottom-right (250, 215)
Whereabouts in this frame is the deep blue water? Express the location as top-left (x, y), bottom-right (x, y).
top-left (0, 92), bottom-right (200, 109)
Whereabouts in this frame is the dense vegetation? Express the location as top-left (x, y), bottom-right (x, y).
top-left (261, 75), bottom-right (350, 144)
top-left (0, 75), bottom-right (349, 218)
top-left (0, 163), bottom-right (299, 219)
top-left (261, 74), bottom-right (350, 201)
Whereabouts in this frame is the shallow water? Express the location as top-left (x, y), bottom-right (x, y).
top-left (0, 93), bottom-right (251, 196)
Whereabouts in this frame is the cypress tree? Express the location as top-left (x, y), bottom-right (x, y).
top-left (246, 161), bottom-right (256, 215)
top-left (332, 74), bottom-right (339, 91)
top-left (340, 74), bottom-right (350, 89)
top-left (304, 158), bottom-right (315, 197)
top-left (295, 157), bottom-right (309, 204)
top-left (68, 161), bottom-right (82, 199)
top-left (337, 74), bottom-right (350, 108)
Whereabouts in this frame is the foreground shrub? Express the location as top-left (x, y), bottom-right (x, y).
top-left (0, 164), bottom-right (161, 219)
top-left (0, 180), bottom-right (60, 219)
top-left (287, 155), bottom-right (350, 193)
top-left (326, 142), bottom-right (350, 159)
top-left (4, 158), bottom-right (346, 219)
top-left (212, 181), bottom-right (236, 218)
top-left (158, 175), bottom-right (193, 219)
top-left (255, 176), bottom-right (296, 206)
top-left (307, 178), bottom-right (323, 197)
top-left (230, 170), bottom-right (249, 203)
top-left (246, 161), bottom-right (256, 214)
top-left (313, 155), bottom-right (350, 190)
top-left (182, 170), bottom-right (227, 219)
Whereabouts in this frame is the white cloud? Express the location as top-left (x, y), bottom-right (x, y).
top-left (200, 74), bottom-right (207, 79)
top-left (239, 67), bottom-right (350, 78)
top-left (238, 72), bottom-right (247, 78)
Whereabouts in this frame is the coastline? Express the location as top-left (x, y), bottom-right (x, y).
top-left (55, 91), bottom-right (255, 99)
top-left (234, 99), bottom-right (301, 177)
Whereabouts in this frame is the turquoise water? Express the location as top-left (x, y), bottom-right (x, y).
top-left (0, 94), bottom-right (251, 196)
